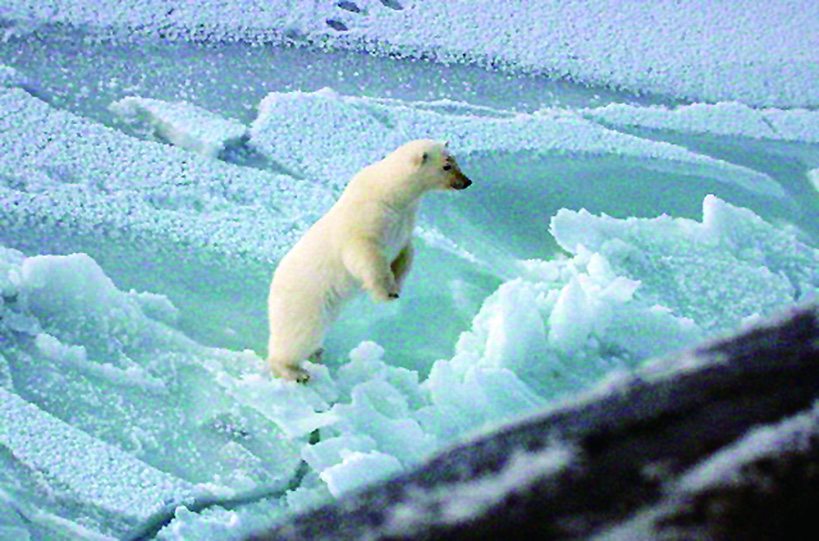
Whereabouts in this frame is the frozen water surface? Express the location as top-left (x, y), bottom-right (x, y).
top-left (1, 2), bottom-right (818, 539)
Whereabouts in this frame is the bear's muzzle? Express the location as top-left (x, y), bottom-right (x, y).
top-left (451, 170), bottom-right (473, 190)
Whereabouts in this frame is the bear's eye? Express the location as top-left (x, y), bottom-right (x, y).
top-left (442, 164), bottom-right (452, 171)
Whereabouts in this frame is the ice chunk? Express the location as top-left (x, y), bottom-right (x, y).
top-left (249, 88), bottom-right (405, 187)
top-left (301, 434), bottom-right (377, 473)
top-left (319, 450), bottom-right (403, 498)
top-left (482, 280), bottom-right (550, 370)
top-left (809, 169), bottom-right (819, 193)
top-left (129, 290), bottom-right (180, 326)
top-left (418, 360), bottom-right (545, 443)
top-left (34, 332), bottom-right (87, 363)
top-left (110, 96), bottom-right (248, 158)
top-left (548, 277), bottom-right (595, 354)
top-left (20, 253), bottom-right (142, 334)
top-left (334, 341), bottom-right (426, 408)
top-left (156, 498), bottom-right (287, 541)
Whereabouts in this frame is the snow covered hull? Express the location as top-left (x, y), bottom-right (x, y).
top-left (249, 304), bottom-right (819, 540)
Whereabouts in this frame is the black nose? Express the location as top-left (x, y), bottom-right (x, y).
top-left (454, 175), bottom-right (473, 190)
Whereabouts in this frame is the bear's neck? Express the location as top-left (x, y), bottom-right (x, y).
top-left (367, 175), bottom-right (427, 212)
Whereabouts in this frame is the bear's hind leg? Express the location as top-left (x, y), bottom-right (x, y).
top-left (269, 356), bottom-right (311, 383)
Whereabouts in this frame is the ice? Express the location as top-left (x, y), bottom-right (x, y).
top-left (211, 367), bottom-right (338, 439)
top-left (156, 500), bottom-right (287, 541)
top-left (110, 97), bottom-right (248, 158)
top-left (2, 87), bottom-right (816, 537)
top-left (0, 387), bottom-right (196, 533)
top-left (0, 500), bottom-right (31, 541)
top-left (0, 3), bottom-right (817, 537)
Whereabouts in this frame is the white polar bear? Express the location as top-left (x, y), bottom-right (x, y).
top-left (267, 139), bottom-right (473, 382)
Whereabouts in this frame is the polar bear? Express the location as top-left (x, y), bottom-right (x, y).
top-left (267, 139), bottom-right (472, 382)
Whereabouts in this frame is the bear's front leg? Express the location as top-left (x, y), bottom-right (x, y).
top-left (342, 239), bottom-right (399, 301)
top-left (391, 242), bottom-right (414, 291)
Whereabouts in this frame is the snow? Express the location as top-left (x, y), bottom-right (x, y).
top-left (0, 2), bottom-right (817, 538)
top-left (2, 1), bottom-right (817, 107)
top-left (676, 401), bottom-right (819, 493)
top-left (384, 442), bottom-right (573, 534)
top-left (584, 102), bottom-right (819, 143)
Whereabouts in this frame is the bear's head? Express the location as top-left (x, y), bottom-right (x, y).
top-left (381, 139), bottom-right (473, 199)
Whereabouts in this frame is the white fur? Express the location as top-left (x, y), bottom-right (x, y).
top-left (266, 139), bottom-right (471, 381)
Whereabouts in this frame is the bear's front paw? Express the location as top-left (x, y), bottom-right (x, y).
top-left (372, 286), bottom-right (400, 302)
top-left (368, 276), bottom-right (400, 302)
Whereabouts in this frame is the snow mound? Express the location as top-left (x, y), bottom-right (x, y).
top-left (110, 96), bottom-right (248, 158)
